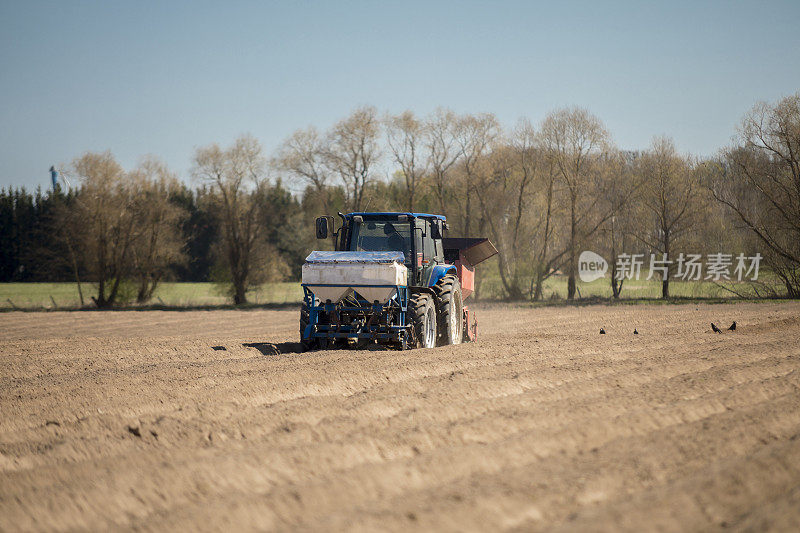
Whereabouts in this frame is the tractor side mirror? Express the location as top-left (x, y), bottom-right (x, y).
top-left (315, 216), bottom-right (329, 239)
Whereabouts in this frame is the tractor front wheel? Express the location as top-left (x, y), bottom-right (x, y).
top-left (434, 275), bottom-right (464, 346)
top-left (409, 292), bottom-right (437, 349)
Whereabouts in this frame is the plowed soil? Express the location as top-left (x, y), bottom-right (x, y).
top-left (2, 302), bottom-right (800, 531)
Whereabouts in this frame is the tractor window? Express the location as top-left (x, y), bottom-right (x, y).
top-left (422, 220), bottom-right (435, 261)
top-left (349, 221), bottom-right (412, 263)
top-left (434, 233), bottom-right (443, 262)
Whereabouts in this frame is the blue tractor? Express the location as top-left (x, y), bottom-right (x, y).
top-left (300, 212), bottom-right (497, 350)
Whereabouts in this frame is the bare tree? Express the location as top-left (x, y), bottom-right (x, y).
top-left (273, 126), bottom-right (332, 212)
top-left (454, 113), bottom-right (500, 236)
top-left (598, 151), bottom-right (642, 298)
top-left (530, 151), bottom-right (563, 300)
top-left (193, 135), bottom-right (270, 305)
top-left (633, 137), bottom-right (698, 298)
top-left (508, 124), bottom-right (572, 301)
top-left (710, 93), bottom-right (800, 296)
top-left (474, 120), bottom-right (541, 299)
top-left (541, 107), bottom-right (610, 299)
top-left (425, 108), bottom-right (462, 215)
top-left (324, 106), bottom-right (382, 211)
top-left (67, 151), bottom-right (138, 308)
top-left (385, 110), bottom-right (429, 211)
top-left (128, 157), bottom-right (187, 303)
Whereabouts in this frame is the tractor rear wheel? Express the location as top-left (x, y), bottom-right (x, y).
top-left (434, 275), bottom-right (463, 346)
top-left (409, 292), bottom-right (437, 349)
top-left (300, 301), bottom-right (317, 351)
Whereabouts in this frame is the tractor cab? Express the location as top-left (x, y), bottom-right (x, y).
top-left (327, 212), bottom-right (445, 286)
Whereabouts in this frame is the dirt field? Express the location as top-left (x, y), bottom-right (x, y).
top-left (2, 302), bottom-right (800, 532)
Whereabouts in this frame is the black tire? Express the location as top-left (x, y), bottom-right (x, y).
top-left (300, 301), bottom-right (317, 351)
top-left (409, 292), bottom-right (437, 349)
top-left (434, 275), bottom-right (464, 346)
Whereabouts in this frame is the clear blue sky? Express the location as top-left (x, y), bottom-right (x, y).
top-left (1, 0), bottom-right (799, 189)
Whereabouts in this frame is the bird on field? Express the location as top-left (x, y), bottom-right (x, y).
top-left (600, 328), bottom-right (606, 334)
top-left (711, 322), bottom-right (722, 334)
top-left (728, 321), bottom-right (737, 331)
top-left (634, 329), bottom-right (639, 335)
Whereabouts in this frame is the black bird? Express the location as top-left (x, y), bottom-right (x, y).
top-left (634, 329), bottom-right (639, 335)
top-left (600, 328), bottom-right (606, 334)
top-left (711, 322), bottom-right (722, 334)
top-left (728, 321), bottom-right (737, 331)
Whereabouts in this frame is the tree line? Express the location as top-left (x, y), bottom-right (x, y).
top-left (1, 92), bottom-right (798, 306)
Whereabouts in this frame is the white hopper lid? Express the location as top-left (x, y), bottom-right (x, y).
top-left (304, 251), bottom-right (405, 264)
